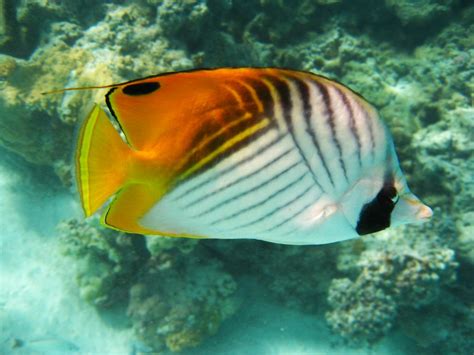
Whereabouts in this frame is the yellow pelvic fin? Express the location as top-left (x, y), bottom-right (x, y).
top-left (102, 183), bottom-right (205, 238)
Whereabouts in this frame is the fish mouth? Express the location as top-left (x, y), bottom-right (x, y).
top-left (416, 204), bottom-right (433, 221)
top-left (404, 196), bottom-right (433, 222)
top-left (390, 193), bottom-right (433, 227)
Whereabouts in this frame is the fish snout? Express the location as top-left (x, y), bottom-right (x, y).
top-left (390, 193), bottom-right (433, 226)
top-left (416, 203), bottom-right (433, 221)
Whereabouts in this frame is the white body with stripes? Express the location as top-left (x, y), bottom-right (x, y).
top-left (138, 73), bottom-right (411, 244)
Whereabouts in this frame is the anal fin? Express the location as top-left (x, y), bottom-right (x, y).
top-left (102, 183), bottom-right (205, 238)
top-left (102, 183), bottom-right (161, 234)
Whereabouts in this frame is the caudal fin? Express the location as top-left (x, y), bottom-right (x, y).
top-left (75, 105), bottom-right (131, 217)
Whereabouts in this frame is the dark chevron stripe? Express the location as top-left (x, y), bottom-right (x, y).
top-left (319, 84), bottom-right (349, 182)
top-left (306, 80), bottom-right (335, 187)
top-left (290, 76), bottom-right (326, 190)
top-left (187, 119), bottom-right (224, 154)
top-left (264, 194), bottom-right (318, 233)
top-left (264, 75), bottom-right (292, 128)
top-left (266, 74), bottom-right (325, 190)
top-left (184, 145), bottom-right (295, 209)
top-left (184, 114), bottom-right (256, 169)
top-left (172, 132), bottom-right (287, 201)
top-left (173, 76), bottom-right (282, 189)
top-left (361, 105), bottom-right (376, 160)
top-left (193, 159), bottom-right (301, 218)
top-left (315, 82), bottom-right (349, 183)
top-left (227, 80), bottom-right (260, 110)
top-left (244, 77), bottom-right (274, 121)
top-left (294, 77), bottom-right (311, 120)
top-left (105, 88), bottom-right (127, 143)
top-left (175, 122), bottom-right (272, 186)
top-left (337, 87), bottom-right (362, 167)
top-left (229, 180), bottom-right (313, 230)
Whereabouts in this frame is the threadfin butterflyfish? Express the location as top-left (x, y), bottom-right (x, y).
top-left (73, 68), bottom-right (432, 245)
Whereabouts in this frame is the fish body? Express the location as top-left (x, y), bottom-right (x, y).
top-left (75, 68), bottom-right (432, 245)
top-left (9, 337), bottom-right (80, 353)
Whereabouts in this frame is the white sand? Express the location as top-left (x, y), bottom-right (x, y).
top-left (0, 160), bottom-right (413, 354)
top-left (0, 162), bottom-right (132, 354)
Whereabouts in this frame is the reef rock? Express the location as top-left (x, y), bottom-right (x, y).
top-left (127, 238), bottom-right (239, 352)
top-left (385, 0), bottom-right (459, 25)
top-left (58, 218), bottom-right (148, 307)
top-left (0, 2), bottom-right (192, 175)
top-left (326, 232), bottom-right (457, 343)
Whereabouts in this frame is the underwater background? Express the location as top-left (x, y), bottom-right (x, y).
top-left (0, 0), bottom-right (473, 354)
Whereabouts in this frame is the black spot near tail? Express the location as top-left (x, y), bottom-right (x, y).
top-left (122, 81), bottom-right (160, 96)
top-left (356, 183), bottom-right (397, 235)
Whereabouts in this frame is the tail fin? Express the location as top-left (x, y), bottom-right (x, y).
top-left (75, 105), bottom-right (132, 217)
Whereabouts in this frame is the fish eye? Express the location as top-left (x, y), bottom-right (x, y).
top-left (381, 185), bottom-right (397, 205)
top-left (390, 193), bottom-right (399, 204)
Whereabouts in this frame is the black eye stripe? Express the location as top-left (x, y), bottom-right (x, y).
top-left (381, 185), bottom-right (397, 200)
top-left (356, 183), bottom-right (397, 235)
top-left (122, 81), bottom-right (160, 96)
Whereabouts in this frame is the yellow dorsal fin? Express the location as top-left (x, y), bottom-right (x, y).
top-left (76, 105), bottom-right (132, 216)
top-left (41, 83), bottom-right (119, 95)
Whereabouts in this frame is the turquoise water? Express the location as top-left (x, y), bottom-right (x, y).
top-left (0, 1), bottom-right (473, 354)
